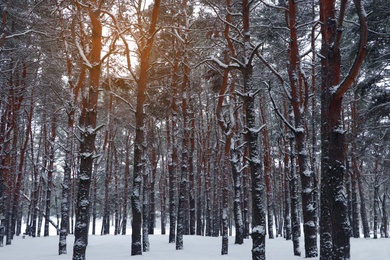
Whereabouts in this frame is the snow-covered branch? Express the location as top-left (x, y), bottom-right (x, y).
top-left (267, 82), bottom-right (296, 133)
top-left (75, 40), bottom-right (92, 68)
top-left (5, 29), bottom-right (49, 39)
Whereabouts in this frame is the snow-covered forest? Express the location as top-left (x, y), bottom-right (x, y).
top-left (0, 0), bottom-right (389, 260)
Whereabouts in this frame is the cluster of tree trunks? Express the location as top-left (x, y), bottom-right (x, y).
top-left (2, 2), bottom-right (390, 260)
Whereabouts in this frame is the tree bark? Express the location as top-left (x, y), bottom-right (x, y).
top-left (131, 0), bottom-right (161, 255)
top-left (289, 135), bottom-right (301, 257)
top-left (72, 1), bottom-right (103, 258)
top-left (319, 0), bottom-right (367, 259)
top-left (44, 113), bottom-right (57, 237)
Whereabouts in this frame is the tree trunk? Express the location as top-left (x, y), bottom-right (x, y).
top-left (358, 172), bottom-right (370, 238)
top-left (381, 187), bottom-right (388, 238)
top-left (168, 43), bottom-right (179, 245)
top-left (259, 96), bottom-right (274, 240)
top-left (142, 167), bottom-right (150, 252)
top-left (289, 136), bottom-right (301, 257)
top-left (44, 113), bottom-right (56, 237)
top-left (59, 109), bottom-right (75, 254)
top-left (176, 25), bottom-right (190, 248)
top-left (281, 129), bottom-right (292, 241)
top-left (188, 113), bottom-right (196, 236)
top-left (72, 2), bottom-right (103, 258)
top-left (319, 0), bottom-right (367, 259)
top-left (131, 1), bottom-right (161, 255)
top-left (121, 133), bottom-right (131, 235)
top-left (373, 173), bottom-right (379, 239)
top-left (221, 158), bottom-right (229, 255)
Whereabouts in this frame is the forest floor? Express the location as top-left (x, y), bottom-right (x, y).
top-left (1, 221), bottom-right (389, 259)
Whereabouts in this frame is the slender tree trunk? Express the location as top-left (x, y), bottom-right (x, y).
top-left (44, 113), bottom-right (56, 237)
top-left (121, 133), bottom-right (131, 235)
top-left (188, 113), bottom-right (196, 236)
top-left (358, 172), bottom-right (370, 238)
top-left (131, 1), bottom-right (161, 255)
top-left (259, 96), bottom-right (274, 240)
top-left (381, 187), bottom-right (388, 238)
top-left (91, 163), bottom-right (97, 236)
top-left (59, 108), bottom-right (75, 254)
top-left (168, 42), bottom-right (179, 244)
top-left (160, 160), bottom-right (167, 235)
top-left (176, 23), bottom-right (190, 249)
top-left (373, 172), bottom-right (379, 239)
top-left (148, 125), bottom-right (157, 235)
top-left (289, 135), bottom-right (301, 256)
top-left (221, 157), bottom-right (229, 255)
top-left (142, 166), bottom-right (150, 251)
top-left (196, 134), bottom-right (204, 236)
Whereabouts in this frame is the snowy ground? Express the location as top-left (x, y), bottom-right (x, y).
top-left (1, 222), bottom-right (389, 260)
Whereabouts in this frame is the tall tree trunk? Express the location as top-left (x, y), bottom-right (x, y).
top-left (72, 1), bottom-right (103, 258)
top-left (168, 35), bottom-right (180, 244)
top-left (284, 0), bottom-right (318, 255)
top-left (142, 165), bottom-right (150, 251)
top-left (358, 171), bottom-right (370, 238)
top-left (167, 112), bottom-right (177, 243)
top-left (59, 107), bottom-right (77, 254)
top-left (289, 135), bottom-right (301, 256)
top-left (121, 133), bottom-right (131, 235)
top-left (242, 1), bottom-right (266, 258)
top-left (282, 147), bottom-right (291, 241)
top-left (148, 122), bottom-right (157, 235)
top-left (11, 79), bottom-right (32, 240)
top-left (102, 143), bottom-right (112, 236)
top-left (131, 1), bottom-right (161, 255)
top-left (160, 156), bottom-right (167, 235)
top-left (381, 187), bottom-right (388, 238)
top-left (221, 156), bottom-right (229, 255)
top-left (196, 126), bottom-right (204, 236)
top-left (351, 91), bottom-right (360, 238)
top-left (188, 110), bottom-right (196, 236)
top-left (44, 113), bottom-right (57, 237)
top-left (319, 0), bottom-right (367, 259)
top-left (176, 20), bottom-right (190, 248)
top-left (259, 96), bottom-right (274, 240)
top-left (373, 170), bottom-right (379, 239)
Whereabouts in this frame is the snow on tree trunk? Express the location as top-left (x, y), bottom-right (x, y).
top-left (319, 0), bottom-right (367, 258)
top-left (289, 136), bottom-right (301, 257)
top-left (231, 141), bottom-right (244, 245)
top-left (282, 138), bottom-right (292, 241)
top-left (143, 165), bottom-right (150, 252)
top-left (44, 113), bottom-right (56, 237)
top-left (72, 1), bottom-right (102, 259)
top-left (351, 90), bottom-right (360, 238)
top-left (11, 81), bottom-right (32, 241)
top-left (243, 67), bottom-right (266, 260)
top-left (373, 172), bottom-right (379, 239)
top-left (148, 137), bottom-right (157, 235)
top-left (285, 0), bottom-right (318, 255)
top-left (121, 134), bottom-right (131, 235)
top-left (131, 0), bottom-right (161, 255)
top-left (176, 27), bottom-right (190, 249)
top-left (381, 188), bottom-right (388, 238)
top-left (358, 173), bottom-right (370, 238)
top-left (176, 173), bottom-right (187, 250)
top-left (221, 166), bottom-right (229, 255)
top-left (59, 111), bottom-right (74, 255)
top-left (259, 96), bottom-right (274, 240)
top-left (189, 116), bottom-right (196, 236)
top-left (168, 41), bottom-right (179, 244)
